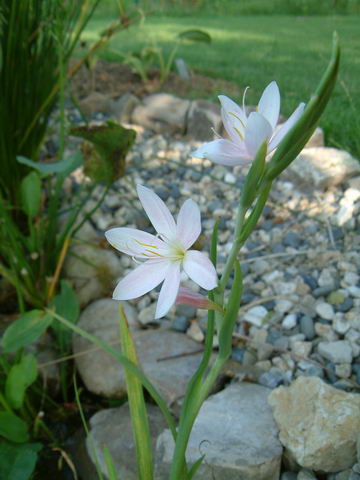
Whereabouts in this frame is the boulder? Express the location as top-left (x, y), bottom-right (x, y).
top-left (268, 376), bottom-right (360, 472)
top-left (131, 93), bottom-right (190, 134)
top-left (73, 304), bottom-right (203, 405)
top-left (79, 92), bottom-right (114, 116)
top-left (111, 93), bottom-right (140, 124)
top-left (186, 99), bottom-right (222, 141)
top-left (285, 147), bottom-right (360, 190)
top-left (86, 404), bottom-right (167, 480)
top-left (64, 244), bottom-right (122, 307)
top-left (156, 383), bottom-right (282, 479)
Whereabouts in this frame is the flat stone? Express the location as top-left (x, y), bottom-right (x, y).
top-left (64, 244), bottom-right (122, 307)
top-left (269, 376), bottom-right (360, 472)
top-left (243, 306), bottom-right (269, 327)
top-left (73, 313), bottom-right (203, 404)
top-left (282, 313), bottom-right (298, 330)
top-left (131, 93), bottom-right (190, 134)
top-left (156, 383), bottom-right (282, 479)
top-left (315, 302), bottom-right (335, 320)
top-left (318, 341), bottom-right (353, 364)
top-left (86, 404), bottom-right (167, 480)
top-left (285, 147), bottom-right (360, 190)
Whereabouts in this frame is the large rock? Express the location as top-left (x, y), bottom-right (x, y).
top-left (86, 404), bottom-right (167, 480)
top-left (268, 376), bottom-right (360, 472)
top-left (186, 99), bottom-right (222, 141)
top-left (73, 303), bottom-right (203, 404)
top-left (64, 244), bottom-right (122, 307)
top-left (111, 93), bottom-right (140, 124)
top-left (156, 383), bottom-right (282, 479)
top-left (131, 93), bottom-right (190, 134)
top-left (79, 92), bottom-right (114, 116)
top-left (285, 147), bottom-right (360, 190)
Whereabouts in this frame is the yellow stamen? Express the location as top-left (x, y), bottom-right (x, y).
top-left (228, 111), bottom-right (246, 129)
top-left (145, 249), bottom-right (164, 257)
top-left (234, 126), bottom-right (244, 141)
top-left (136, 240), bottom-right (159, 249)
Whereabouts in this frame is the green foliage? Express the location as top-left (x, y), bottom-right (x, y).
top-left (5, 355), bottom-right (37, 410)
top-left (109, 28), bottom-right (211, 83)
top-left (17, 152), bottom-right (84, 178)
top-left (1, 310), bottom-right (53, 352)
top-left (20, 172), bottom-right (41, 219)
top-left (51, 280), bottom-right (80, 352)
top-left (124, 0), bottom-right (360, 15)
top-left (0, 412), bottom-right (29, 443)
top-left (0, 440), bottom-right (42, 480)
top-left (0, 0), bottom-right (91, 206)
top-left (71, 121), bottom-right (137, 182)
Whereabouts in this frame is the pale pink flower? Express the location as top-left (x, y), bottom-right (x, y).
top-left (192, 81), bottom-right (305, 166)
top-left (105, 185), bottom-right (217, 319)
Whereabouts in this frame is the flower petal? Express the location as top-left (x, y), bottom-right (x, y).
top-left (176, 286), bottom-right (223, 312)
top-left (244, 112), bottom-right (273, 158)
top-left (192, 139), bottom-right (252, 166)
top-left (269, 102), bottom-right (306, 151)
top-left (155, 262), bottom-right (181, 319)
top-left (258, 81), bottom-right (280, 130)
top-left (105, 227), bottom-right (167, 258)
top-left (176, 199), bottom-right (201, 250)
top-left (137, 184), bottom-right (176, 240)
top-left (113, 259), bottom-right (169, 300)
top-left (218, 95), bottom-right (248, 142)
top-left (183, 250), bottom-right (218, 290)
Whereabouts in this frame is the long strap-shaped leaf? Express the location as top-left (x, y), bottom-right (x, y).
top-left (266, 32), bottom-right (340, 180)
top-left (46, 309), bottom-right (176, 439)
top-left (118, 304), bottom-right (153, 480)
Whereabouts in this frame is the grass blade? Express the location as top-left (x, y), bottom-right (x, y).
top-left (118, 304), bottom-right (153, 480)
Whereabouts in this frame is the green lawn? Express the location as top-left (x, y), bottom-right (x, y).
top-left (82, 11), bottom-right (360, 158)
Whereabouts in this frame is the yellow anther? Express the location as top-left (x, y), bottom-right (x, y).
top-left (136, 240), bottom-right (159, 249)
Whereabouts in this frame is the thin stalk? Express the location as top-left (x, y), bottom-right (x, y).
top-left (217, 203), bottom-right (246, 292)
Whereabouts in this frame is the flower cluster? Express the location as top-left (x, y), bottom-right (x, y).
top-left (106, 81), bottom-right (305, 318)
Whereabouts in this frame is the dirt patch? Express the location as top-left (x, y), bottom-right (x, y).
top-left (70, 59), bottom-right (241, 101)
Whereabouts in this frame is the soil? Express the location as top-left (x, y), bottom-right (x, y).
top-left (70, 58), bottom-right (241, 101)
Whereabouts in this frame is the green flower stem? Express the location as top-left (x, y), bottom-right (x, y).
top-left (46, 308), bottom-right (177, 440)
top-left (169, 309), bottom-right (215, 480)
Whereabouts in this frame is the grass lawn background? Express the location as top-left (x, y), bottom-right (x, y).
top-left (82, 6), bottom-right (360, 158)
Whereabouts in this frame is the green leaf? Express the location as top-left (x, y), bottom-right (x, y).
top-left (188, 455), bottom-right (205, 479)
top-left (51, 280), bottom-right (80, 350)
top-left (266, 33), bottom-right (340, 180)
top-left (17, 152), bottom-right (83, 178)
top-left (0, 413), bottom-right (29, 443)
top-left (70, 121), bottom-right (136, 182)
top-left (218, 261), bottom-right (243, 359)
top-left (5, 355), bottom-right (38, 410)
top-left (177, 29), bottom-right (212, 44)
top-left (0, 440), bottom-right (42, 480)
top-left (240, 142), bottom-right (267, 208)
top-left (103, 446), bottom-right (118, 480)
top-left (118, 304), bottom-right (154, 480)
top-left (1, 310), bottom-right (52, 352)
top-left (20, 171), bottom-right (41, 218)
